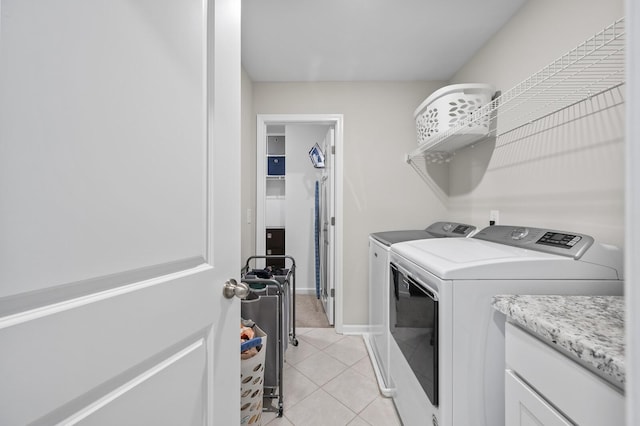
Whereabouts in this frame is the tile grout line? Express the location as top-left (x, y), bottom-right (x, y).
top-left (287, 337), bottom-right (355, 425)
top-left (287, 352), bottom-right (350, 388)
top-left (315, 335), bottom-right (373, 422)
top-left (266, 329), bottom-right (398, 426)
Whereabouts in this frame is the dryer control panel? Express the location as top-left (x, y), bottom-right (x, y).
top-left (425, 221), bottom-right (477, 238)
top-left (473, 225), bottom-right (595, 259)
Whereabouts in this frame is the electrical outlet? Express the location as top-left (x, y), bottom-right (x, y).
top-left (490, 210), bottom-right (499, 226)
top-left (247, 208), bottom-right (252, 224)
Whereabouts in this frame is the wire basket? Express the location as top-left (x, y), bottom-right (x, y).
top-left (414, 83), bottom-right (495, 147)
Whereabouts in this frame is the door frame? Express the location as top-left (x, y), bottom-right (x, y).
top-left (256, 114), bottom-right (344, 332)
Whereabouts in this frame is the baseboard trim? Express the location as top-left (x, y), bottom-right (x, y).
top-left (339, 324), bottom-right (371, 335)
top-left (295, 288), bottom-right (317, 295)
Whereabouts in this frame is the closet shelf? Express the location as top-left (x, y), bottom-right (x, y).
top-left (406, 17), bottom-right (625, 165)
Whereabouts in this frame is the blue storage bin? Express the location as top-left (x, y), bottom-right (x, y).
top-left (268, 156), bottom-right (285, 175)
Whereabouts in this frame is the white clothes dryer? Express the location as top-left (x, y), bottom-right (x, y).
top-left (388, 225), bottom-right (623, 426)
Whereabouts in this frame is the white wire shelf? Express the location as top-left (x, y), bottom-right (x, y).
top-left (407, 17), bottom-right (625, 165)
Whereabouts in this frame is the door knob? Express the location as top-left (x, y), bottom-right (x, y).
top-left (223, 278), bottom-right (250, 299)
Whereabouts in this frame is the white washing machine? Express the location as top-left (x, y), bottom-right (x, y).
top-left (365, 222), bottom-right (476, 396)
top-left (388, 225), bottom-right (624, 426)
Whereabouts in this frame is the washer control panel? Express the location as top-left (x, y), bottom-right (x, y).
top-left (425, 221), bottom-right (477, 238)
top-left (473, 225), bottom-right (595, 259)
top-left (537, 231), bottom-right (583, 248)
top-left (510, 227), bottom-right (529, 240)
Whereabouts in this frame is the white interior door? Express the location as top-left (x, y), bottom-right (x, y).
top-left (320, 128), bottom-right (335, 325)
top-left (0, 0), bottom-right (241, 425)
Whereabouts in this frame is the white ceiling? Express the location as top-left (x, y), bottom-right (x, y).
top-left (242, 0), bottom-right (527, 82)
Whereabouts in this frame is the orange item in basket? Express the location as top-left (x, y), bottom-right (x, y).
top-left (240, 324), bottom-right (255, 341)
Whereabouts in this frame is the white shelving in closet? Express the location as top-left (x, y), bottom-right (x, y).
top-left (265, 134), bottom-right (286, 228)
top-left (406, 17), bottom-right (626, 182)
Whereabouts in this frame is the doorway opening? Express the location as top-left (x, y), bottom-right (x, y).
top-left (256, 114), bottom-right (343, 331)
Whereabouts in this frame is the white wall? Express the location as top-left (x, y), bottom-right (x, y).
top-left (284, 124), bottom-right (329, 293)
top-left (446, 0), bottom-right (625, 248)
top-left (451, 0), bottom-right (624, 91)
top-left (249, 82), bottom-right (448, 325)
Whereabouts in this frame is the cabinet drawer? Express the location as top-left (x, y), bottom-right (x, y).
top-left (266, 228), bottom-right (285, 248)
top-left (267, 156), bottom-right (285, 175)
top-left (505, 323), bottom-right (624, 426)
top-left (267, 136), bottom-right (285, 155)
top-left (266, 248), bottom-right (284, 255)
top-left (265, 228), bottom-right (285, 269)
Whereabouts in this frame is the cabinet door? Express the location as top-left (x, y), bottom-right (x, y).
top-left (266, 228), bottom-right (285, 268)
top-left (266, 228), bottom-right (285, 249)
top-left (505, 370), bottom-right (573, 426)
top-left (506, 322), bottom-right (624, 426)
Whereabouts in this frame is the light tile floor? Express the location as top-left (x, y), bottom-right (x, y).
top-left (262, 328), bottom-right (402, 426)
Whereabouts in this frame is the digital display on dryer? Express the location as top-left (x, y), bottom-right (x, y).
top-left (536, 232), bottom-right (581, 249)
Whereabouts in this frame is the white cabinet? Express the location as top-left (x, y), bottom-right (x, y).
top-left (505, 370), bottom-right (572, 426)
top-left (505, 323), bottom-right (624, 426)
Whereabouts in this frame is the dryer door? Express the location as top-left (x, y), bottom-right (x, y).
top-left (390, 263), bottom-right (439, 406)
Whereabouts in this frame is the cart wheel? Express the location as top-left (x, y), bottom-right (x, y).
top-left (291, 338), bottom-right (299, 347)
top-left (278, 405), bottom-right (283, 417)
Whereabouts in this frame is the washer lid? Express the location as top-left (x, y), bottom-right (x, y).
top-left (371, 221), bottom-right (476, 246)
top-left (390, 237), bottom-right (622, 280)
top-left (370, 230), bottom-right (437, 246)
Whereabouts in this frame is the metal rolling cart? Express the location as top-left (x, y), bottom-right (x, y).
top-left (240, 255), bottom-right (298, 417)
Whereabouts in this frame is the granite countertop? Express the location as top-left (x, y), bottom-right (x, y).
top-left (492, 295), bottom-right (625, 387)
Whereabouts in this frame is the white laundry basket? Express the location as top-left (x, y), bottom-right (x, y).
top-left (240, 325), bottom-right (267, 426)
top-left (414, 83), bottom-right (495, 149)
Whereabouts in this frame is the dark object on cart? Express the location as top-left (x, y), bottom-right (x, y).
top-left (241, 255), bottom-right (297, 417)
